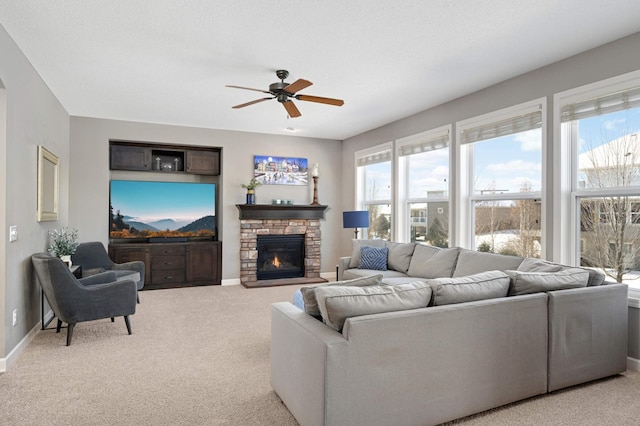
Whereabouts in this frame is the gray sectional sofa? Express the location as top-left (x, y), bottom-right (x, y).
top-left (271, 241), bottom-right (629, 426)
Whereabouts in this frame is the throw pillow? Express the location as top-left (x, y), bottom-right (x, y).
top-left (299, 274), bottom-right (383, 318)
top-left (428, 270), bottom-right (510, 306)
top-left (406, 245), bottom-right (460, 279)
top-left (348, 239), bottom-right (385, 268)
top-left (505, 268), bottom-right (589, 296)
top-left (315, 281), bottom-right (432, 332)
top-left (385, 241), bottom-right (416, 273)
top-left (359, 246), bottom-right (388, 271)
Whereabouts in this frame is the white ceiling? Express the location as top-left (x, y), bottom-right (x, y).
top-left (1, 1), bottom-right (640, 141)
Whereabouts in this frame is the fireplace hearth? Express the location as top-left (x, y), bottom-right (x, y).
top-left (257, 234), bottom-right (305, 280)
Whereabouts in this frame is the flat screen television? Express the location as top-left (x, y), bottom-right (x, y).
top-left (109, 180), bottom-right (216, 241)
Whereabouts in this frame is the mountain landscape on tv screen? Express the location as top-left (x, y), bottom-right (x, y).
top-left (110, 213), bottom-right (216, 240)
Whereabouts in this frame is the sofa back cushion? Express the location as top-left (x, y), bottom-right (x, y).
top-left (299, 274), bottom-right (383, 318)
top-left (517, 258), bottom-right (605, 287)
top-left (407, 245), bottom-right (460, 279)
top-left (315, 281), bottom-right (432, 332)
top-left (348, 239), bottom-right (386, 268)
top-left (428, 270), bottom-right (510, 306)
top-left (506, 268), bottom-right (589, 295)
top-left (385, 241), bottom-right (416, 273)
top-left (452, 249), bottom-right (524, 277)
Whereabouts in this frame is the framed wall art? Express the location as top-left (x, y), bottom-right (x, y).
top-left (37, 145), bottom-right (59, 222)
top-left (253, 155), bottom-right (309, 186)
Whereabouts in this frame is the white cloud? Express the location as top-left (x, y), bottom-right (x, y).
top-left (515, 130), bottom-right (541, 152)
top-left (486, 160), bottom-right (540, 174)
top-left (604, 117), bottom-right (626, 130)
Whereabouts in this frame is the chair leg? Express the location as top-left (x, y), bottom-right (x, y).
top-left (56, 319), bottom-right (62, 333)
top-left (66, 323), bottom-right (75, 346)
top-left (124, 316), bottom-right (132, 335)
top-left (111, 317), bottom-right (115, 322)
top-left (137, 293), bottom-right (140, 304)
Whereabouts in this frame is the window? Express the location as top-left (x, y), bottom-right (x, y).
top-left (457, 100), bottom-right (545, 257)
top-left (396, 127), bottom-right (450, 245)
top-left (356, 144), bottom-right (393, 240)
top-left (558, 72), bottom-right (640, 288)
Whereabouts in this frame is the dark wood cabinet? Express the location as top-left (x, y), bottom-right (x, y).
top-left (186, 150), bottom-right (220, 175)
top-left (110, 144), bottom-right (152, 171)
top-left (110, 141), bottom-right (220, 176)
top-left (109, 241), bottom-right (222, 289)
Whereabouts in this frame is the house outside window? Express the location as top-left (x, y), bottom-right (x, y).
top-left (396, 127), bottom-right (450, 245)
top-left (557, 72), bottom-right (640, 287)
top-left (355, 143), bottom-right (393, 240)
top-left (456, 99), bottom-right (545, 257)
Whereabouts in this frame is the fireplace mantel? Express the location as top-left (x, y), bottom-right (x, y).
top-left (236, 204), bottom-right (328, 220)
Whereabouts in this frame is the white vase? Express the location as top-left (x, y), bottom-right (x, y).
top-left (60, 255), bottom-right (72, 267)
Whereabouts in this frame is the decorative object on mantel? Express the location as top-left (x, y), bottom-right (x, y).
top-left (241, 177), bottom-right (262, 205)
top-left (343, 211), bottom-right (370, 239)
top-left (48, 227), bottom-right (79, 267)
top-left (310, 162), bottom-right (320, 205)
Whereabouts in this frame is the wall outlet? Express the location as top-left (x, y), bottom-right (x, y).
top-left (12, 309), bottom-right (17, 326)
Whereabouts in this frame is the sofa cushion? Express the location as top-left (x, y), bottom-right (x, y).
top-left (315, 281), bottom-right (432, 332)
top-left (343, 269), bottom-right (408, 281)
top-left (359, 246), bottom-right (388, 271)
top-left (349, 239), bottom-right (385, 268)
top-left (452, 249), bottom-right (524, 277)
top-left (385, 242), bottom-right (416, 273)
top-left (407, 245), bottom-right (460, 279)
top-left (506, 268), bottom-right (589, 296)
top-left (517, 258), bottom-right (605, 287)
top-left (299, 274), bottom-right (383, 318)
top-left (428, 270), bottom-right (510, 306)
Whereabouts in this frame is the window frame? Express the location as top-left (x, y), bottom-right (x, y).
top-left (455, 98), bottom-right (547, 255)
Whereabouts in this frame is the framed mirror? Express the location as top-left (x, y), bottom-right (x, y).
top-left (37, 145), bottom-right (59, 222)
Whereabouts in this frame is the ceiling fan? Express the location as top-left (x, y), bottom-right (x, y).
top-left (226, 69), bottom-right (344, 118)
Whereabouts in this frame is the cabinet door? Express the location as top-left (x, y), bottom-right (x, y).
top-left (186, 150), bottom-right (220, 175)
top-left (110, 145), bottom-right (152, 171)
top-left (186, 243), bottom-right (221, 284)
top-left (109, 246), bottom-right (151, 285)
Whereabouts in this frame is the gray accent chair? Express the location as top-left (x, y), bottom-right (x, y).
top-left (32, 252), bottom-right (137, 346)
top-left (71, 241), bottom-right (145, 302)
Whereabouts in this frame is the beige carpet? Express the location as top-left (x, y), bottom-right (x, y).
top-left (1, 284), bottom-right (639, 425)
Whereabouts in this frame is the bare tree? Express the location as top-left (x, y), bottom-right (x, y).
top-left (501, 182), bottom-right (541, 258)
top-left (580, 132), bottom-right (640, 282)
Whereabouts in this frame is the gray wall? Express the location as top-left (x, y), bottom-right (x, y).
top-left (69, 117), bottom-right (343, 282)
top-left (341, 31), bottom-right (640, 362)
top-left (0, 23), bottom-right (70, 359)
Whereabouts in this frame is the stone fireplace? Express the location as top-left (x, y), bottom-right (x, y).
top-left (237, 204), bottom-right (328, 287)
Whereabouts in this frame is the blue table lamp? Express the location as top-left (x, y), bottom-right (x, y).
top-left (343, 210), bottom-right (370, 239)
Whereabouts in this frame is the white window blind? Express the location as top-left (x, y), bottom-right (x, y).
top-left (356, 149), bottom-right (392, 167)
top-left (561, 86), bottom-right (640, 122)
top-left (460, 110), bottom-right (542, 144)
top-left (398, 133), bottom-right (449, 157)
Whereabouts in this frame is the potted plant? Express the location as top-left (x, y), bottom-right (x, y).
top-left (241, 177), bottom-right (262, 205)
top-left (48, 227), bottom-right (79, 266)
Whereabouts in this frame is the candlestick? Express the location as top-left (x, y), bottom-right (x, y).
top-left (312, 163), bottom-right (319, 177)
top-left (311, 176), bottom-right (319, 205)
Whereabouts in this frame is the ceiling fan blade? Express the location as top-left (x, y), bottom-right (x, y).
top-left (296, 94), bottom-right (344, 106)
top-left (284, 79), bottom-right (312, 94)
top-left (232, 97), bottom-right (273, 109)
top-left (282, 100), bottom-right (301, 118)
top-left (226, 85), bottom-right (271, 94)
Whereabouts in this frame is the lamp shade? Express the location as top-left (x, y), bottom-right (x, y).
top-left (343, 211), bottom-right (369, 229)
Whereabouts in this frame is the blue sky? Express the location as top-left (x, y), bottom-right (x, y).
top-left (110, 180), bottom-right (216, 222)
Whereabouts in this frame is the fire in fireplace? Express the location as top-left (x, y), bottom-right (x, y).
top-left (256, 234), bottom-right (305, 280)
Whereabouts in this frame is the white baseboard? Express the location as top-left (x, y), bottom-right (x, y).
top-left (0, 322), bottom-right (40, 373)
top-left (321, 271), bottom-right (339, 281)
top-left (628, 356), bottom-right (640, 372)
top-left (221, 278), bottom-right (241, 286)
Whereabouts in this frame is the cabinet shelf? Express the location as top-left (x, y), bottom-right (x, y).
top-left (110, 141), bottom-right (220, 175)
